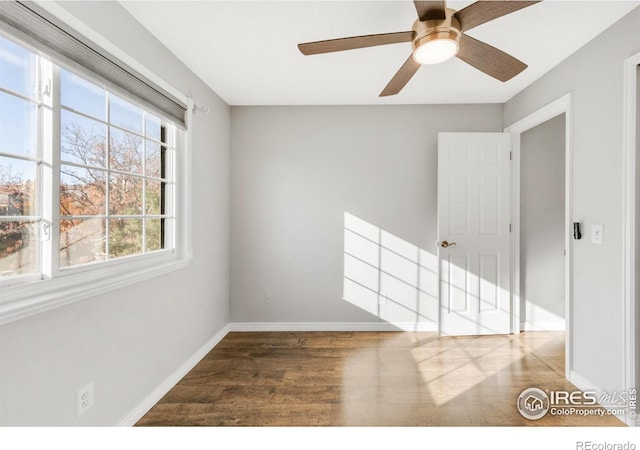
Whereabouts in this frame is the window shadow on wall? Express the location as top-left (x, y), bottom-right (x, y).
top-left (342, 212), bottom-right (438, 330)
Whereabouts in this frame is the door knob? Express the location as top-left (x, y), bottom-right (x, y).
top-left (440, 240), bottom-right (457, 248)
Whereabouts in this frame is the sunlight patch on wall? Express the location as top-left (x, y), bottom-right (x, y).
top-left (343, 212), bottom-right (438, 330)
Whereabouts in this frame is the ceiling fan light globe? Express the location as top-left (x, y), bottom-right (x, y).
top-left (413, 38), bottom-right (459, 65)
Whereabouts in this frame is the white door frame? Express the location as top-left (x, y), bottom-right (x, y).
top-left (504, 93), bottom-right (573, 379)
top-left (622, 52), bottom-right (639, 426)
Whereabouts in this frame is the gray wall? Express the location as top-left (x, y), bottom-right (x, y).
top-left (230, 105), bottom-right (502, 325)
top-left (504, 7), bottom-right (640, 393)
top-left (0, 2), bottom-right (230, 425)
top-left (520, 114), bottom-right (565, 329)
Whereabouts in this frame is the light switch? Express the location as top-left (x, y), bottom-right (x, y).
top-left (591, 224), bottom-right (604, 244)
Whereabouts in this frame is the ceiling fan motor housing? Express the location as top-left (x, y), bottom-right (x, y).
top-left (412, 8), bottom-right (462, 63)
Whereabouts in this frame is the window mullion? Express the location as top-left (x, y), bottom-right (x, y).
top-left (38, 58), bottom-right (55, 278)
top-left (142, 111), bottom-right (147, 254)
top-left (34, 55), bottom-right (43, 277)
top-left (105, 91), bottom-right (110, 262)
top-left (45, 63), bottom-right (61, 277)
top-left (168, 141), bottom-right (177, 252)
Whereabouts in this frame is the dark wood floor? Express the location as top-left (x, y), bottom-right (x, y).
top-left (136, 331), bottom-right (625, 426)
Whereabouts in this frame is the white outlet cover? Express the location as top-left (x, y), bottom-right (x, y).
top-left (76, 382), bottom-right (94, 416)
top-left (591, 224), bottom-right (604, 244)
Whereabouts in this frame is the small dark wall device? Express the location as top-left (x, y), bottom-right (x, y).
top-left (573, 222), bottom-right (582, 240)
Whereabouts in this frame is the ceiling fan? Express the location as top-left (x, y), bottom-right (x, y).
top-left (297, 1), bottom-right (540, 97)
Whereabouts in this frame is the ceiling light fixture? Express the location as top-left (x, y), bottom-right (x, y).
top-left (411, 9), bottom-right (461, 66)
top-left (412, 32), bottom-right (460, 65)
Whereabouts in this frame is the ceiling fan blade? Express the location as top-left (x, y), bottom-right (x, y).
top-left (457, 33), bottom-right (527, 82)
top-left (454, 1), bottom-right (540, 32)
top-left (379, 54), bottom-right (421, 97)
top-left (413, 1), bottom-right (446, 21)
top-left (298, 31), bottom-right (414, 55)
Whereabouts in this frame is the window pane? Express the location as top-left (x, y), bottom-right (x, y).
top-left (0, 221), bottom-right (37, 276)
top-left (145, 180), bottom-right (163, 215)
top-left (53, 70), bottom-right (177, 269)
top-left (60, 166), bottom-right (106, 216)
top-left (0, 36), bottom-right (37, 98)
top-left (109, 174), bottom-right (142, 215)
top-left (0, 156), bottom-right (37, 216)
top-left (0, 91), bottom-right (37, 157)
top-left (145, 218), bottom-right (163, 252)
top-left (145, 113), bottom-right (161, 142)
top-left (145, 141), bottom-right (163, 179)
top-left (61, 70), bottom-right (106, 121)
top-left (61, 110), bottom-right (107, 167)
top-left (109, 218), bottom-right (142, 258)
top-left (109, 95), bottom-right (143, 134)
top-left (110, 128), bottom-right (143, 174)
top-left (59, 218), bottom-right (106, 268)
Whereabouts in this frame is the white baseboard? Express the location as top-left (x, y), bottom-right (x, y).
top-left (569, 370), bottom-right (599, 394)
top-left (116, 324), bottom-right (230, 426)
top-left (521, 320), bottom-right (566, 331)
top-left (570, 370), bottom-right (635, 427)
top-left (228, 321), bottom-right (437, 332)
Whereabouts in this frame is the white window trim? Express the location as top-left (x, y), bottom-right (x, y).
top-left (0, 7), bottom-right (194, 326)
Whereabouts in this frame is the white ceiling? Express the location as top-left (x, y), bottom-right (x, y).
top-left (120, 1), bottom-right (639, 106)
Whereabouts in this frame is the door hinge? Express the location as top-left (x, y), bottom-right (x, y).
top-left (509, 223), bottom-right (512, 233)
top-left (509, 151), bottom-right (512, 161)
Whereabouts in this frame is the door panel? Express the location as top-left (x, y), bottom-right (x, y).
top-left (438, 133), bottom-right (511, 335)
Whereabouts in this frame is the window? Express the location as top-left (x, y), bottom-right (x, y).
top-left (0, 30), bottom-right (187, 318)
top-left (59, 70), bottom-right (174, 268)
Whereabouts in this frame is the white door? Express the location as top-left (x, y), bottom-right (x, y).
top-left (438, 133), bottom-right (511, 336)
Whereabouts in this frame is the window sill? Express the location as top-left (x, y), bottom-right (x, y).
top-left (0, 252), bottom-right (192, 326)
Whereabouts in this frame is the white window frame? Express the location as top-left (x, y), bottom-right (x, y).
top-left (55, 65), bottom-right (177, 275)
top-left (0, 20), bottom-right (193, 326)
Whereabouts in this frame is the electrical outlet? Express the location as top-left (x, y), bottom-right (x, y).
top-left (76, 382), bottom-right (94, 416)
top-left (264, 291), bottom-right (273, 305)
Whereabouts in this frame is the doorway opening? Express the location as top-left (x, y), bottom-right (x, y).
top-left (517, 113), bottom-right (566, 376)
top-left (504, 94), bottom-right (573, 379)
top-left (520, 114), bottom-right (566, 331)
